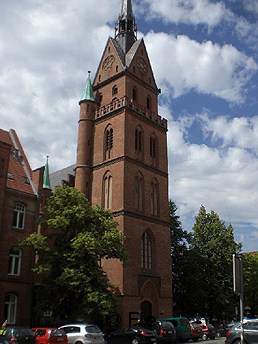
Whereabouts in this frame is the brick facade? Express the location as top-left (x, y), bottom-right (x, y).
top-left (75, 1), bottom-right (173, 326)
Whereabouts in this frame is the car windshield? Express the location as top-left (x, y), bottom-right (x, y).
top-left (85, 326), bottom-right (101, 334)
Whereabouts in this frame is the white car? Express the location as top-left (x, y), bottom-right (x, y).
top-left (59, 324), bottom-right (104, 344)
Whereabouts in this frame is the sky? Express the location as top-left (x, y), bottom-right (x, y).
top-left (1, 0), bottom-right (258, 252)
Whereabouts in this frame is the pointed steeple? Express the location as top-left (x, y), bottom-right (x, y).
top-left (43, 156), bottom-right (51, 189)
top-left (115, 0), bottom-right (137, 53)
top-left (79, 71), bottom-right (95, 104)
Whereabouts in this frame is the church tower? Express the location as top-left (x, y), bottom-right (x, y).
top-left (75, 0), bottom-right (172, 326)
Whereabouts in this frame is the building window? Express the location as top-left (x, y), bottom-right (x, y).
top-left (135, 174), bottom-right (143, 212)
top-left (141, 232), bottom-right (152, 270)
top-left (12, 203), bottom-right (25, 229)
top-left (0, 158), bottom-right (4, 177)
top-left (150, 135), bottom-right (158, 167)
top-left (112, 85), bottom-right (118, 96)
top-left (150, 180), bottom-right (158, 216)
top-left (8, 248), bottom-right (21, 276)
top-left (132, 87), bottom-right (137, 101)
top-left (4, 294), bottom-right (17, 324)
top-left (103, 173), bottom-right (112, 210)
top-left (135, 127), bottom-right (143, 160)
top-left (104, 126), bottom-right (113, 160)
top-left (147, 95), bottom-right (151, 110)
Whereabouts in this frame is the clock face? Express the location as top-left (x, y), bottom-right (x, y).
top-left (102, 55), bottom-right (115, 71)
top-left (137, 57), bottom-right (147, 73)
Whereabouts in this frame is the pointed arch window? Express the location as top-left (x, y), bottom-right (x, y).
top-left (103, 172), bottom-right (112, 210)
top-left (133, 87), bottom-right (138, 101)
top-left (141, 231), bottom-right (152, 270)
top-left (104, 125), bottom-right (113, 160)
top-left (150, 134), bottom-right (158, 167)
top-left (112, 85), bottom-right (118, 96)
top-left (135, 127), bottom-right (143, 160)
top-left (12, 203), bottom-right (25, 229)
top-left (8, 248), bottom-right (21, 276)
top-left (147, 95), bottom-right (151, 110)
top-left (135, 174), bottom-right (144, 212)
top-left (4, 294), bottom-right (17, 324)
top-left (151, 179), bottom-right (159, 216)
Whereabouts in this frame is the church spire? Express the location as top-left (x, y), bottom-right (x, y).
top-left (115, 0), bottom-right (137, 53)
top-left (43, 156), bottom-right (51, 190)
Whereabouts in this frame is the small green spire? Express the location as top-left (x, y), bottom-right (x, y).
top-left (80, 71), bottom-right (95, 103)
top-left (43, 156), bottom-right (51, 189)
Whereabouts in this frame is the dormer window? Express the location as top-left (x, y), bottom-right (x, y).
top-left (7, 172), bottom-right (14, 180)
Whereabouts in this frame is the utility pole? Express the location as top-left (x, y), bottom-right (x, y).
top-left (233, 253), bottom-right (244, 344)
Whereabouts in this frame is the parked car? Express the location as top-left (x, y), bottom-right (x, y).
top-left (161, 317), bottom-right (192, 342)
top-left (225, 319), bottom-right (258, 344)
top-left (131, 326), bottom-right (158, 343)
top-left (105, 327), bottom-right (138, 344)
top-left (150, 320), bottom-right (176, 344)
top-left (0, 327), bottom-right (36, 344)
top-left (189, 322), bottom-right (203, 342)
top-left (199, 323), bottom-right (216, 340)
top-left (59, 324), bottom-right (104, 344)
top-left (32, 328), bottom-right (68, 344)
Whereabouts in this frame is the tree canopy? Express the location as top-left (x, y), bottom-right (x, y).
top-left (22, 185), bottom-right (126, 323)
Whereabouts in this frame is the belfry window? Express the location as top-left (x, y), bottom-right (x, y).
top-left (104, 126), bottom-right (113, 160)
top-left (135, 127), bottom-right (143, 160)
top-left (112, 85), bottom-right (118, 96)
top-left (151, 180), bottom-right (159, 216)
top-left (103, 173), bottom-right (112, 210)
top-left (135, 174), bottom-right (143, 212)
top-left (133, 87), bottom-right (137, 101)
top-left (141, 231), bottom-right (152, 270)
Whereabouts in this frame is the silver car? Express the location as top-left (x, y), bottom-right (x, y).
top-left (59, 324), bottom-right (104, 344)
top-left (225, 319), bottom-right (258, 344)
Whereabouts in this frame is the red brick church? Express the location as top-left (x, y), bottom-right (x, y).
top-left (74, 0), bottom-right (172, 326)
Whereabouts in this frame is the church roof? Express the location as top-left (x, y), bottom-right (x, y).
top-left (80, 72), bottom-right (95, 103)
top-left (0, 129), bottom-right (38, 196)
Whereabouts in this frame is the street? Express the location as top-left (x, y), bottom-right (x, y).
top-left (182, 339), bottom-right (225, 344)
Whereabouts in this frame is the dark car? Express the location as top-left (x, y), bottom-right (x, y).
top-left (162, 317), bottom-right (192, 342)
top-left (105, 328), bottom-right (136, 344)
top-left (153, 320), bottom-right (176, 344)
top-left (189, 322), bottom-right (203, 342)
top-left (131, 326), bottom-right (157, 343)
top-left (32, 328), bottom-right (68, 344)
top-left (225, 319), bottom-right (258, 344)
top-left (0, 327), bottom-right (36, 344)
top-left (200, 323), bottom-right (216, 340)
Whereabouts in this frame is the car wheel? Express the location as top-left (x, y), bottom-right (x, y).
top-left (132, 338), bottom-right (140, 344)
top-left (202, 333), bottom-right (208, 341)
top-left (216, 332), bottom-right (221, 338)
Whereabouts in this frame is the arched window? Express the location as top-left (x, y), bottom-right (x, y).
top-left (104, 125), bottom-right (113, 160)
top-left (141, 232), bottom-right (152, 270)
top-left (4, 294), bottom-right (17, 324)
top-left (135, 174), bottom-right (143, 212)
top-left (147, 95), bottom-right (151, 110)
top-left (8, 248), bottom-right (21, 276)
top-left (132, 87), bottom-right (138, 101)
top-left (135, 127), bottom-right (143, 160)
top-left (103, 173), bottom-right (112, 210)
top-left (112, 85), bottom-right (118, 96)
top-left (98, 93), bottom-right (103, 104)
top-left (150, 134), bottom-right (158, 167)
top-left (12, 203), bottom-right (25, 229)
top-left (150, 179), bottom-right (159, 216)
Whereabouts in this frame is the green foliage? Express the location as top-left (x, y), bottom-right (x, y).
top-left (243, 253), bottom-right (258, 317)
top-left (170, 202), bottom-right (241, 321)
top-left (21, 185), bottom-right (127, 323)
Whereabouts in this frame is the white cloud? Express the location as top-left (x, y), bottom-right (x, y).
top-left (138, 0), bottom-right (229, 30)
top-left (144, 32), bottom-right (257, 103)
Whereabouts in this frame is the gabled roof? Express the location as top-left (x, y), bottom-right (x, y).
top-left (0, 128), bottom-right (38, 196)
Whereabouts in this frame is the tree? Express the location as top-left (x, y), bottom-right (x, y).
top-left (192, 205), bottom-right (241, 321)
top-left (243, 252), bottom-right (258, 318)
top-left (170, 200), bottom-right (201, 317)
top-left (22, 185), bottom-right (126, 323)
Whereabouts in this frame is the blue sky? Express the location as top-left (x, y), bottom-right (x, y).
top-left (0, 0), bottom-right (258, 252)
